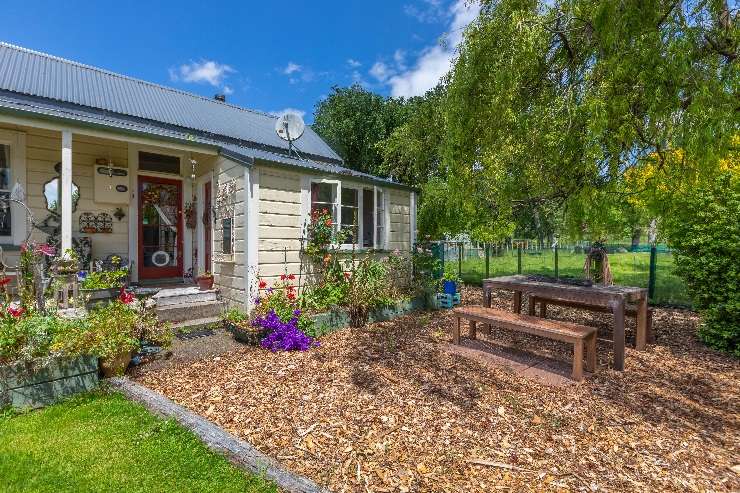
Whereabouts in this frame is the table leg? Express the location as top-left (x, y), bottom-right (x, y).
top-left (513, 291), bottom-right (522, 314)
top-left (528, 296), bottom-right (536, 316)
top-left (539, 301), bottom-right (547, 318)
top-left (453, 316), bottom-right (461, 345)
top-left (636, 296), bottom-right (648, 350)
top-left (610, 299), bottom-right (625, 371)
top-left (483, 286), bottom-right (492, 334)
top-left (469, 320), bottom-right (477, 340)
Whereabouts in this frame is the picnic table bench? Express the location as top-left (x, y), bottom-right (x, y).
top-left (482, 275), bottom-right (650, 371)
top-left (453, 306), bottom-right (597, 381)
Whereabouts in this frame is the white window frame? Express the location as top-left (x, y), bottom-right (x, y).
top-left (0, 129), bottom-right (27, 246)
top-left (302, 177), bottom-right (389, 250)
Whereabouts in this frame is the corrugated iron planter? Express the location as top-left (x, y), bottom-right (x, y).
top-left (224, 321), bottom-right (266, 345)
top-left (0, 355), bottom-right (99, 409)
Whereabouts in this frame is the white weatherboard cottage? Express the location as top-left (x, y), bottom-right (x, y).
top-left (0, 43), bottom-right (416, 313)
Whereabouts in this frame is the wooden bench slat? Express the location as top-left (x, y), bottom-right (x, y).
top-left (452, 306), bottom-right (597, 381)
top-left (453, 306), bottom-right (596, 343)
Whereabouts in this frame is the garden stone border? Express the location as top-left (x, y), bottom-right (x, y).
top-left (109, 377), bottom-right (331, 493)
top-left (310, 297), bottom-right (427, 334)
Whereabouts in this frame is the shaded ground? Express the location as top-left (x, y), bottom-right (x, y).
top-left (135, 287), bottom-right (739, 492)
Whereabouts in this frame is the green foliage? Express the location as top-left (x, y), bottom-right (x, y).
top-left (0, 314), bottom-right (74, 365)
top-left (313, 85), bottom-right (411, 175)
top-left (80, 269), bottom-right (128, 290)
top-left (444, 0), bottom-right (737, 240)
top-left (223, 308), bottom-right (248, 326)
top-left (0, 391), bottom-right (277, 492)
top-left (441, 263), bottom-right (461, 284)
top-left (662, 171), bottom-right (740, 356)
top-left (343, 255), bottom-right (394, 327)
top-left (52, 301), bottom-right (171, 360)
top-left (301, 280), bottom-right (348, 312)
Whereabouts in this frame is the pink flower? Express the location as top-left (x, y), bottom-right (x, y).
top-left (0, 277), bottom-right (11, 287)
top-left (34, 244), bottom-right (55, 256)
top-left (7, 306), bottom-right (25, 318)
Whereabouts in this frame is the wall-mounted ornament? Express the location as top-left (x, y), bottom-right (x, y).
top-left (184, 201), bottom-right (197, 229)
top-left (93, 164), bottom-right (128, 204)
top-left (113, 207), bottom-right (126, 221)
top-left (95, 213), bottom-right (113, 233)
top-left (79, 213), bottom-right (97, 233)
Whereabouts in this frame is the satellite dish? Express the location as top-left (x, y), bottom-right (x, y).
top-left (275, 112), bottom-right (305, 157)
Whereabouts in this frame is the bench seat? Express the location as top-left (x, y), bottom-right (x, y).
top-left (529, 296), bottom-right (654, 343)
top-left (452, 306), bottom-right (597, 381)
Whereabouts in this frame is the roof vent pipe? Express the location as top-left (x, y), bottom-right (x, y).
top-left (214, 94), bottom-right (226, 102)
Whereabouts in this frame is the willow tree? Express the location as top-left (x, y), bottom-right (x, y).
top-left (444, 0), bottom-right (738, 240)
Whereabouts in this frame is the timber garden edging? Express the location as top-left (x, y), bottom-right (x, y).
top-left (0, 355), bottom-right (99, 409)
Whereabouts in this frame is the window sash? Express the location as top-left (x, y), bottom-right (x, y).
top-left (307, 180), bottom-right (388, 250)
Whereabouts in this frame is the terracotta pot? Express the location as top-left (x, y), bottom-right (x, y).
top-left (99, 350), bottom-right (133, 378)
top-left (196, 276), bottom-right (214, 290)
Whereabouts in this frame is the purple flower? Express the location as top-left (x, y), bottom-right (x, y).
top-left (293, 309), bottom-right (301, 317)
top-left (253, 309), bottom-right (316, 352)
top-left (267, 287), bottom-right (274, 293)
top-left (253, 297), bottom-right (261, 305)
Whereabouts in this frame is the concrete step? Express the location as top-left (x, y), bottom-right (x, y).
top-left (157, 300), bottom-right (224, 323)
top-left (172, 316), bottom-right (222, 333)
top-left (153, 286), bottom-right (218, 307)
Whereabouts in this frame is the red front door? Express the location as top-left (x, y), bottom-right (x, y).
top-left (138, 175), bottom-right (183, 279)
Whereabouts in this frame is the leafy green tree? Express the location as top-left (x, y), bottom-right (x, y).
top-left (312, 85), bottom-right (412, 176)
top-left (662, 170), bottom-right (739, 356)
top-left (444, 0), bottom-right (738, 240)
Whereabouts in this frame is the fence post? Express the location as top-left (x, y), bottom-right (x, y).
top-left (517, 245), bottom-right (522, 274)
top-left (648, 244), bottom-right (657, 302)
top-left (554, 243), bottom-right (559, 278)
top-left (485, 243), bottom-right (490, 279)
top-left (458, 242), bottom-right (463, 278)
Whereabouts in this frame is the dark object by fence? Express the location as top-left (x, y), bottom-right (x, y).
top-left (648, 245), bottom-right (657, 301)
top-left (517, 246), bottom-right (522, 274)
top-left (458, 242), bottom-right (463, 278)
top-left (0, 355), bottom-right (98, 409)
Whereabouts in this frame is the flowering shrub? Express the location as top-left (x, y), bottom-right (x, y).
top-left (254, 309), bottom-right (316, 351)
top-left (304, 209), bottom-right (334, 257)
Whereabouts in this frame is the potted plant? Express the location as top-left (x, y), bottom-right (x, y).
top-left (80, 268), bottom-right (128, 307)
top-left (441, 264), bottom-right (461, 295)
top-left (196, 271), bottom-right (214, 290)
top-left (223, 308), bottom-right (266, 345)
top-left (51, 249), bottom-right (79, 276)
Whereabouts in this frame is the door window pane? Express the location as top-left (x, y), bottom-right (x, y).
top-left (141, 181), bottom-right (179, 268)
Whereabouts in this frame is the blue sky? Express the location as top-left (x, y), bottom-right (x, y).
top-left (2, 1), bottom-right (478, 123)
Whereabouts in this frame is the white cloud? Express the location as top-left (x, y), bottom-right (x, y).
top-left (222, 85), bottom-right (234, 95)
top-left (347, 58), bottom-right (362, 68)
top-left (283, 62), bottom-right (302, 75)
top-left (171, 60), bottom-right (235, 87)
top-left (369, 61), bottom-right (393, 83)
top-left (393, 49), bottom-right (407, 70)
top-left (388, 0), bottom-right (479, 97)
top-left (403, 0), bottom-right (446, 23)
top-left (269, 108), bottom-right (306, 119)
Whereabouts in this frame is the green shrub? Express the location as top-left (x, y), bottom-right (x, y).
top-left (663, 171), bottom-right (739, 356)
top-left (0, 313), bottom-right (78, 364)
top-left (343, 256), bottom-right (394, 327)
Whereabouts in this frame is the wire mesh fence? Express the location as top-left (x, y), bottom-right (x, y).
top-left (435, 241), bottom-right (690, 307)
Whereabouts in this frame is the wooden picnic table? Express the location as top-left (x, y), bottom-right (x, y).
top-left (482, 275), bottom-right (649, 371)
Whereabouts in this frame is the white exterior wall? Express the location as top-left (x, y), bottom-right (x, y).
top-left (256, 163), bottom-right (415, 287)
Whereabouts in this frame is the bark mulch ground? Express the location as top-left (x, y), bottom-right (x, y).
top-left (135, 286), bottom-right (739, 492)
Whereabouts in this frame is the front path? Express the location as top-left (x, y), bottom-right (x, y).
top-left (136, 287), bottom-right (739, 492)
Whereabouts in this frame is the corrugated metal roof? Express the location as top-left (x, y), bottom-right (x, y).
top-left (0, 88), bottom-right (411, 189)
top-left (0, 42), bottom-right (342, 163)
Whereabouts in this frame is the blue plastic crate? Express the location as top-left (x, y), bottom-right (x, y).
top-left (434, 293), bottom-right (460, 309)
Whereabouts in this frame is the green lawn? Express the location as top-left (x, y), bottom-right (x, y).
top-left (0, 391), bottom-right (276, 493)
top-left (455, 250), bottom-right (690, 306)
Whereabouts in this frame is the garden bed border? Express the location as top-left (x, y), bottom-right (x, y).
top-left (310, 296), bottom-right (427, 334)
top-left (110, 377), bottom-right (330, 493)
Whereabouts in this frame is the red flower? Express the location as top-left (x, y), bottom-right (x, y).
top-left (118, 288), bottom-right (135, 304)
top-left (280, 274), bottom-right (287, 281)
top-left (325, 218), bottom-right (332, 226)
top-left (0, 277), bottom-right (11, 287)
top-left (7, 306), bottom-right (25, 318)
top-left (287, 291), bottom-right (296, 301)
top-left (287, 274), bottom-right (296, 281)
top-left (258, 280), bottom-right (267, 289)
top-left (343, 272), bottom-right (351, 279)
top-left (321, 208), bottom-right (328, 214)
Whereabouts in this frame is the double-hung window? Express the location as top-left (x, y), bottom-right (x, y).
top-left (308, 180), bottom-right (388, 249)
